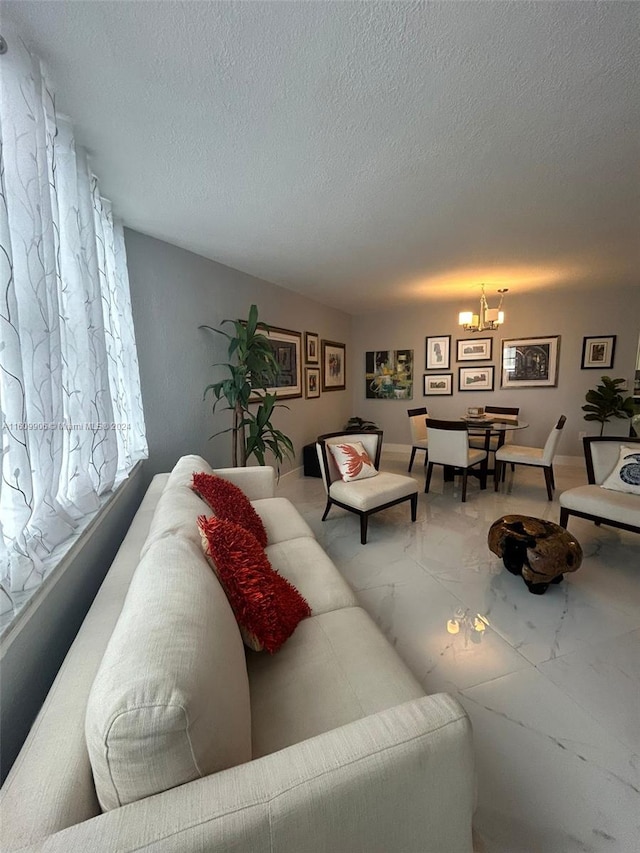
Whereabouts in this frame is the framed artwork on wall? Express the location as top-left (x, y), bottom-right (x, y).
top-left (305, 331), bottom-right (320, 364)
top-left (581, 335), bottom-right (616, 370)
top-left (459, 366), bottom-right (495, 392)
top-left (457, 337), bottom-right (493, 362)
top-left (501, 336), bottom-right (560, 388)
top-left (321, 340), bottom-right (346, 391)
top-left (423, 373), bottom-right (453, 396)
top-left (365, 350), bottom-right (413, 399)
top-left (425, 335), bottom-right (451, 370)
top-left (305, 367), bottom-right (320, 398)
top-left (251, 326), bottom-right (302, 400)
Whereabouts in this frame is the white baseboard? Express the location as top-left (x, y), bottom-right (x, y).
top-left (279, 464), bottom-right (304, 480)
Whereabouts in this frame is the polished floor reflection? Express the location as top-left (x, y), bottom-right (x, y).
top-left (277, 454), bottom-right (640, 853)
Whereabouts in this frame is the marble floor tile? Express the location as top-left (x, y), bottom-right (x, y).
top-left (277, 453), bottom-right (640, 852)
top-left (458, 669), bottom-right (640, 853)
top-left (537, 629), bottom-right (640, 754)
top-left (355, 574), bottom-right (530, 692)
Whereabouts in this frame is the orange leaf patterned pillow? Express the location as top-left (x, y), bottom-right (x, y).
top-left (329, 441), bottom-right (378, 482)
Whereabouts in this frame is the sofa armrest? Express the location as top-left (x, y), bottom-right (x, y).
top-left (213, 466), bottom-right (275, 500)
top-left (25, 694), bottom-right (474, 853)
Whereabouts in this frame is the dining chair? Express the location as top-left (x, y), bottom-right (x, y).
top-left (316, 430), bottom-right (418, 544)
top-left (468, 406), bottom-right (520, 455)
top-left (425, 419), bottom-right (488, 502)
top-left (495, 415), bottom-right (567, 501)
top-left (407, 407), bottom-right (428, 471)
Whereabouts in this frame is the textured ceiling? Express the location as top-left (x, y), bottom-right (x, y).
top-left (2, 1), bottom-right (639, 314)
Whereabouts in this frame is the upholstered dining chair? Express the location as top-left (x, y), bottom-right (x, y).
top-left (425, 419), bottom-right (488, 502)
top-left (407, 406), bottom-right (428, 471)
top-left (495, 415), bottom-right (567, 501)
top-left (468, 405), bottom-right (520, 456)
top-left (316, 430), bottom-right (418, 544)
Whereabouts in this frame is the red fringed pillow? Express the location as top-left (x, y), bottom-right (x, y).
top-left (192, 472), bottom-right (267, 547)
top-left (197, 515), bottom-right (311, 653)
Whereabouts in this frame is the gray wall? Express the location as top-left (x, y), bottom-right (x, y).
top-left (0, 464), bottom-right (146, 783)
top-left (351, 286), bottom-right (640, 456)
top-left (125, 229), bottom-right (352, 480)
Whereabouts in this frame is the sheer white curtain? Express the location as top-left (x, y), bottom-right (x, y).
top-left (0, 28), bottom-right (148, 603)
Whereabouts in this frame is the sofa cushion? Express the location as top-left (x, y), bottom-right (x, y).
top-left (192, 472), bottom-right (268, 546)
top-left (329, 441), bottom-right (379, 482)
top-left (165, 453), bottom-right (214, 490)
top-left (329, 471), bottom-right (418, 512)
top-left (139, 485), bottom-right (209, 557)
top-left (251, 497), bottom-right (315, 543)
top-left (559, 483), bottom-right (640, 527)
top-left (247, 606), bottom-right (425, 758)
top-left (265, 537), bottom-right (357, 615)
top-left (85, 536), bottom-right (252, 811)
top-left (601, 445), bottom-right (640, 495)
top-left (198, 515), bottom-right (311, 653)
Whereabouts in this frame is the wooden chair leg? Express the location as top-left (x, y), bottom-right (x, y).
top-left (360, 513), bottom-right (369, 545)
top-left (479, 459), bottom-right (488, 490)
top-left (494, 461), bottom-right (501, 491)
top-left (425, 462), bottom-right (434, 493)
top-left (543, 467), bottom-right (554, 501)
top-left (462, 469), bottom-right (468, 502)
top-left (550, 465), bottom-right (556, 489)
top-left (559, 507), bottom-right (569, 528)
top-left (408, 447), bottom-right (417, 472)
top-left (410, 493), bottom-right (418, 521)
top-left (322, 499), bottom-right (333, 521)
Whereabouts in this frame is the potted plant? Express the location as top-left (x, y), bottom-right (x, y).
top-left (200, 304), bottom-right (294, 470)
top-left (344, 416), bottom-right (380, 432)
top-left (582, 375), bottom-right (635, 436)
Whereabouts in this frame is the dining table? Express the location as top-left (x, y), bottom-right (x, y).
top-left (427, 415), bottom-right (530, 481)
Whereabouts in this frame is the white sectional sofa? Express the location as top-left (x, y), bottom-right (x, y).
top-left (0, 455), bottom-right (475, 853)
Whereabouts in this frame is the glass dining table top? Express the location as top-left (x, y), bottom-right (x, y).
top-left (461, 416), bottom-right (529, 433)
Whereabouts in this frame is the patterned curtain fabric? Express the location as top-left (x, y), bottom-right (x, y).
top-left (0, 28), bottom-right (148, 606)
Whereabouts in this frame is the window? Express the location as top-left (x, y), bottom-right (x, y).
top-left (0, 29), bottom-right (148, 620)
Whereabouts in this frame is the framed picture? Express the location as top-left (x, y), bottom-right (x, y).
top-left (457, 337), bottom-right (493, 362)
top-left (305, 331), bottom-right (319, 364)
top-left (251, 326), bottom-right (302, 400)
top-left (423, 373), bottom-right (453, 396)
top-left (425, 335), bottom-right (451, 370)
top-left (581, 335), bottom-right (616, 370)
top-left (501, 336), bottom-right (560, 388)
top-left (459, 365), bottom-right (495, 392)
top-left (321, 340), bottom-right (346, 391)
top-left (365, 350), bottom-right (413, 399)
top-left (305, 366), bottom-right (320, 398)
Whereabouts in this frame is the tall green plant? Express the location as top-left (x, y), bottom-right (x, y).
top-left (200, 304), bottom-right (294, 469)
top-left (582, 375), bottom-right (634, 436)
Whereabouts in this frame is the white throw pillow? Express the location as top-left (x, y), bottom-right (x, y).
top-left (601, 445), bottom-right (640, 495)
top-left (329, 441), bottom-right (378, 482)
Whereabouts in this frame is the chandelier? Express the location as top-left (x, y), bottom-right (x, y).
top-left (458, 284), bottom-right (508, 333)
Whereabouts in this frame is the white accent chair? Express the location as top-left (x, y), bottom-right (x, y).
top-left (317, 430), bottom-right (419, 544)
top-left (559, 436), bottom-right (640, 534)
top-left (495, 415), bottom-right (566, 501)
top-left (407, 406), bottom-right (428, 471)
top-left (425, 419), bottom-right (488, 502)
